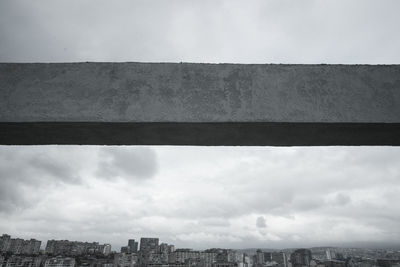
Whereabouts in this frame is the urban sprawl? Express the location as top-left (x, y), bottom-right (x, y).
top-left (0, 234), bottom-right (399, 267)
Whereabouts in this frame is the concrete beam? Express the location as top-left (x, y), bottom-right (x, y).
top-left (1, 63), bottom-right (399, 145)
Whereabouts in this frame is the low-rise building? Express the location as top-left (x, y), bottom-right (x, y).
top-left (169, 249), bottom-right (200, 264)
top-left (6, 256), bottom-right (43, 267)
top-left (44, 257), bottom-right (75, 267)
top-left (45, 240), bottom-right (110, 256)
top-left (113, 253), bottom-right (137, 267)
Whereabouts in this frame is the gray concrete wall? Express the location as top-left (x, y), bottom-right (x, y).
top-left (1, 62), bottom-right (400, 123)
top-left (0, 63), bottom-right (399, 145)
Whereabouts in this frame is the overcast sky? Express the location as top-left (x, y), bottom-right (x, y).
top-left (1, 0), bottom-right (400, 64)
top-left (0, 146), bottom-right (400, 250)
top-left (1, 0), bottom-right (400, 251)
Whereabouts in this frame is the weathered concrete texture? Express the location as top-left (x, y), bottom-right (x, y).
top-left (0, 63), bottom-right (399, 145)
top-left (1, 63), bottom-right (400, 123)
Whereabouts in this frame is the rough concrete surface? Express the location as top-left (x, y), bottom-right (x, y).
top-left (0, 63), bottom-right (399, 145)
top-left (1, 62), bottom-right (400, 123)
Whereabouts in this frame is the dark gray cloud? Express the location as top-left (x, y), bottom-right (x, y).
top-left (0, 147), bottom-right (82, 212)
top-left (96, 147), bottom-right (158, 181)
top-left (28, 154), bottom-right (81, 184)
top-left (256, 216), bottom-right (267, 228)
top-left (333, 193), bottom-right (351, 206)
top-left (0, 179), bottom-right (28, 212)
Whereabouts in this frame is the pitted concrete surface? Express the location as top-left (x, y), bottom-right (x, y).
top-left (1, 63), bottom-right (400, 123)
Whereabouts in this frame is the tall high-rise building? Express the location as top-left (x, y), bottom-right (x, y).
top-left (264, 252), bottom-right (272, 262)
top-left (326, 250), bottom-right (335, 260)
top-left (138, 238), bottom-right (159, 267)
top-left (0, 235), bottom-right (11, 252)
top-left (23, 239), bottom-right (41, 255)
top-left (45, 240), bottom-right (57, 254)
top-left (139, 238), bottom-right (159, 253)
top-left (3, 237), bottom-right (40, 255)
top-left (158, 243), bottom-right (169, 263)
top-left (243, 253), bottom-right (251, 267)
top-left (271, 252), bottom-right (288, 267)
top-left (159, 243), bottom-right (168, 254)
top-left (102, 244), bottom-right (112, 256)
top-left (168, 245), bottom-right (175, 253)
top-left (255, 249), bottom-right (264, 265)
top-left (128, 240), bottom-right (138, 253)
top-left (8, 239), bottom-right (24, 254)
top-left (290, 249), bottom-right (312, 267)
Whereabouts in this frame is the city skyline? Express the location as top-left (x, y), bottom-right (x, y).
top-left (5, 233), bottom-right (400, 267)
top-left (2, 233), bottom-right (400, 253)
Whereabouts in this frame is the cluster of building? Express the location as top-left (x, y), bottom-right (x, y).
top-left (0, 255), bottom-right (76, 267)
top-left (252, 249), bottom-right (287, 267)
top-left (45, 240), bottom-right (111, 256)
top-left (115, 238), bottom-right (250, 267)
top-left (0, 235), bottom-right (41, 255)
top-left (0, 234), bottom-right (111, 267)
top-left (1, 234), bottom-right (400, 267)
top-left (108, 240), bottom-right (400, 267)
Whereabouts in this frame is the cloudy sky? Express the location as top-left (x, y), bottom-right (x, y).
top-left (1, 0), bottom-right (400, 251)
top-left (1, 0), bottom-right (400, 64)
top-left (0, 146), bottom-right (400, 250)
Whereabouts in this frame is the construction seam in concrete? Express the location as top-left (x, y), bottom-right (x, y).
top-left (0, 62), bottom-right (399, 145)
